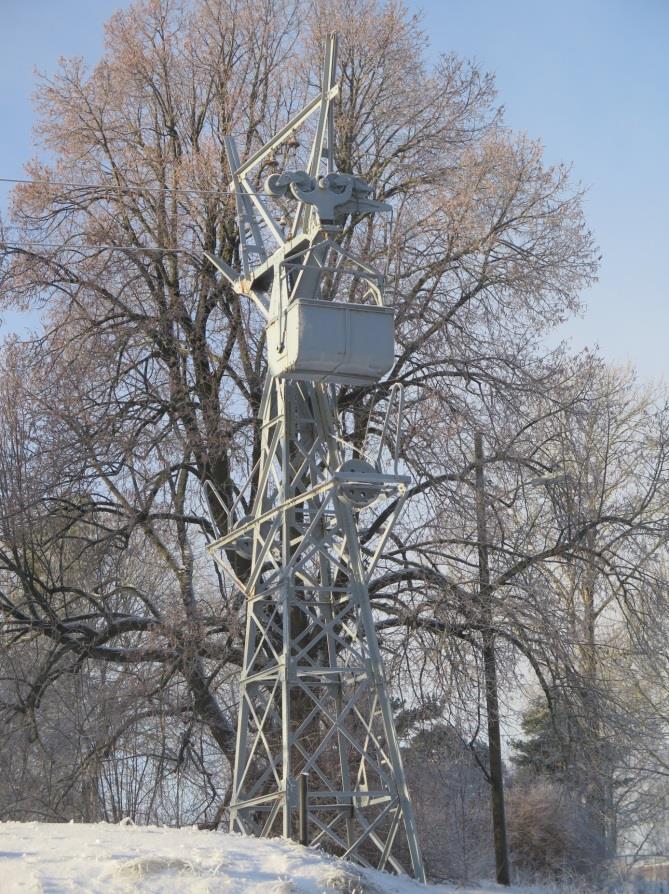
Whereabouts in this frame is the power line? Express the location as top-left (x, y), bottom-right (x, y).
top-left (0, 239), bottom-right (202, 255)
top-left (0, 176), bottom-right (236, 198)
top-left (0, 157), bottom-right (397, 198)
top-left (0, 176), bottom-right (288, 199)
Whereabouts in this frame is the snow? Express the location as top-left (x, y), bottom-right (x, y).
top-left (0, 821), bottom-right (551, 894)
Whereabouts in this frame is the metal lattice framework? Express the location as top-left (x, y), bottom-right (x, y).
top-left (203, 34), bottom-right (425, 881)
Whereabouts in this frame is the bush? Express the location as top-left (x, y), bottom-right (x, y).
top-left (507, 779), bottom-right (606, 880)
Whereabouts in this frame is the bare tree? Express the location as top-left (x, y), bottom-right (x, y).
top-left (400, 360), bottom-right (669, 865)
top-left (0, 0), bottom-right (607, 842)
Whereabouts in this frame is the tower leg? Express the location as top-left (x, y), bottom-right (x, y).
top-left (220, 380), bottom-right (424, 881)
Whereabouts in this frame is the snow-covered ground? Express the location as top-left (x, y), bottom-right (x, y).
top-left (0, 821), bottom-right (552, 894)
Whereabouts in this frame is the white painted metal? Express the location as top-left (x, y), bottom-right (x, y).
top-left (204, 33), bottom-right (425, 882)
top-left (267, 299), bottom-right (395, 384)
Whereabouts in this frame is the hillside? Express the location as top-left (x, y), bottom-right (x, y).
top-left (0, 821), bottom-right (540, 893)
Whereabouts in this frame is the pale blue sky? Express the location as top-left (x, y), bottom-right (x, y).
top-left (417, 0), bottom-right (669, 383)
top-left (2, 0), bottom-right (667, 381)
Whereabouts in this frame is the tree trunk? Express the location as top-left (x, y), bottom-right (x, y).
top-left (475, 432), bottom-right (510, 886)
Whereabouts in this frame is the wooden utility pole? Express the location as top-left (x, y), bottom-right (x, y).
top-left (474, 432), bottom-right (511, 886)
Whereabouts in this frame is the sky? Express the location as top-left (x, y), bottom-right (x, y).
top-left (1, 0), bottom-right (667, 381)
top-left (416, 0), bottom-right (669, 384)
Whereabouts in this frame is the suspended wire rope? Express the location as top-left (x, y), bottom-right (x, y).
top-left (0, 239), bottom-right (204, 255)
top-left (0, 152), bottom-right (405, 196)
top-left (0, 176), bottom-right (270, 197)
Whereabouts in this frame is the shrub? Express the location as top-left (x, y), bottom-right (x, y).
top-left (507, 779), bottom-right (606, 880)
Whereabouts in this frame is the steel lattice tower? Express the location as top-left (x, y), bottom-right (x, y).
top-left (203, 35), bottom-right (425, 881)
